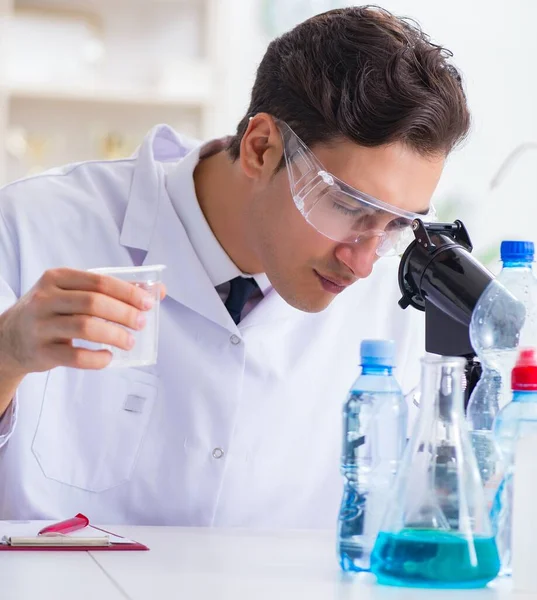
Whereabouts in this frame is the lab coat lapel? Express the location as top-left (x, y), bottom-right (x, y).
top-left (143, 188), bottom-right (236, 330)
top-left (120, 125), bottom-right (235, 332)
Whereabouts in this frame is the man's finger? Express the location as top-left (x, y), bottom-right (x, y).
top-left (47, 268), bottom-right (155, 311)
top-left (44, 315), bottom-right (135, 352)
top-left (52, 289), bottom-right (146, 331)
top-left (47, 341), bottom-right (114, 370)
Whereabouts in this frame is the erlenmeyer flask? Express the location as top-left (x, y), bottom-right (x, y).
top-left (371, 355), bottom-right (500, 589)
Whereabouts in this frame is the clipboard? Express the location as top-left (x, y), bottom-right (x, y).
top-left (0, 514), bottom-right (149, 551)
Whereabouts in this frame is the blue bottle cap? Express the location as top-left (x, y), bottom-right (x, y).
top-left (500, 240), bottom-right (534, 262)
top-left (360, 339), bottom-right (396, 367)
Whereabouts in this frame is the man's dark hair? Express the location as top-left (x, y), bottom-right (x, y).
top-left (227, 5), bottom-right (470, 160)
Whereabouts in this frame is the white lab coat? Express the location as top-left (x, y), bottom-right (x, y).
top-left (0, 125), bottom-right (425, 528)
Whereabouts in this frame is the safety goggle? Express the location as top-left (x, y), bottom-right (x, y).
top-left (276, 119), bottom-right (436, 257)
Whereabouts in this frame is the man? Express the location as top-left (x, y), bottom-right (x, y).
top-left (0, 7), bottom-right (469, 527)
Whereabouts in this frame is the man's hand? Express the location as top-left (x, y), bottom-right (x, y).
top-left (0, 267), bottom-right (166, 377)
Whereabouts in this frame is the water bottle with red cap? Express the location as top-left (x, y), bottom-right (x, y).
top-left (491, 347), bottom-right (537, 576)
top-left (468, 240), bottom-right (537, 494)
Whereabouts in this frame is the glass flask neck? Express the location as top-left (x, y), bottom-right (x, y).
top-left (419, 357), bottom-right (466, 423)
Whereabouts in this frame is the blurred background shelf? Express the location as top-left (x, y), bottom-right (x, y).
top-left (0, 0), bottom-right (262, 184)
top-left (7, 76), bottom-right (212, 107)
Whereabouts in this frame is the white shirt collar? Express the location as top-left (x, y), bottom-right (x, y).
top-left (164, 139), bottom-right (271, 295)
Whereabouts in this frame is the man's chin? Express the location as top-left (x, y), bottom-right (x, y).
top-left (280, 290), bottom-right (335, 314)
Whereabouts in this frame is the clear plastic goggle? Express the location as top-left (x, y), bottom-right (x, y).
top-left (276, 119), bottom-right (437, 257)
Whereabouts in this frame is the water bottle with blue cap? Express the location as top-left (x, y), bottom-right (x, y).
top-left (337, 339), bottom-right (407, 572)
top-left (468, 240), bottom-right (537, 495)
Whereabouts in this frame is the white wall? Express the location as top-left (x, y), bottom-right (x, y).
top-left (218, 0), bottom-right (537, 267)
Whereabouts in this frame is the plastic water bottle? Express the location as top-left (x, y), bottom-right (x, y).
top-left (337, 339), bottom-right (407, 572)
top-left (468, 241), bottom-right (537, 494)
top-left (491, 348), bottom-right (537, 576)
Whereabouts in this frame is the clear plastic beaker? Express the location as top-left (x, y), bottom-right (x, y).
top-left (88, 264), bottom-right (166, 368)
top-left (371, 354), bottom-right (500, 589)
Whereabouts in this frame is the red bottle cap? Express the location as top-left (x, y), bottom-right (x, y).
top-left (512, 348), bottom-right (537, 391)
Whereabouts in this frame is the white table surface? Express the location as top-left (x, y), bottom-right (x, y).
top-left (0, 550), bottom-right (125, 599)
top-left (93, 526), bottom-right (521, 600)
top-left (2, 526), bottom-right (531, 600)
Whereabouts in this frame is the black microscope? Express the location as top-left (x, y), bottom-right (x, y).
top-left (397, 219), bottom-right (502, 405)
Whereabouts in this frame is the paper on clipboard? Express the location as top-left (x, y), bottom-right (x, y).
top-left (0, 519), bottom-right (147, 550)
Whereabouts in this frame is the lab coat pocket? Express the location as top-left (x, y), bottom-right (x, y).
top-left (32, 367), bottom-right (158, 493)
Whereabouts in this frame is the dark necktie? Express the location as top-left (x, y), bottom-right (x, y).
top-left (224, 276), bottom-right (259, 324)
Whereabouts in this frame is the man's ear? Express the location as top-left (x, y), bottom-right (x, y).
top-left (239, 113), bottom-right (282, 180)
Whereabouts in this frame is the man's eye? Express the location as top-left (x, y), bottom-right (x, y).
top-left (331, 201), bottom-right (361, 216)
top-left (329, 193), bottom-right (370, 217)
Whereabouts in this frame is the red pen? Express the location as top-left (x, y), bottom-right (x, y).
top-left (38, 513), bottom-right (89, 536)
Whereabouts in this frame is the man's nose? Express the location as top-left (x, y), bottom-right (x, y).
top-left (335, 235), bottom-right (381, 279)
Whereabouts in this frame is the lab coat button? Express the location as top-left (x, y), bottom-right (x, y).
top-left (212, 447), bottom-right (225, 459)
top-left (230, 334), bottom-right (241, 345)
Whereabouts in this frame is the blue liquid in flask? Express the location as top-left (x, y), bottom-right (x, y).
top-left (371, 529), bottom-right (500, 589)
